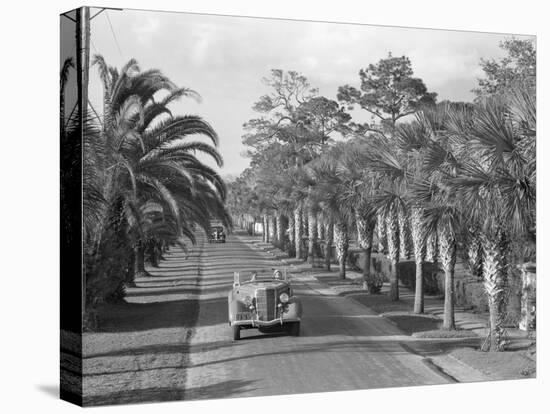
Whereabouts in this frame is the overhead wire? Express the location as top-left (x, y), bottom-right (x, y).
top-left (105, 10), bottom-right (123, 58)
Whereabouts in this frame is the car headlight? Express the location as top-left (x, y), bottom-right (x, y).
top-left (279, 292), bottom-right (289, 303)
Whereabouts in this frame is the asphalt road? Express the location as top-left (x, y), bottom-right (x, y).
top-left (183, 231), bottom-right (452, 400)
top-left (81, 230), bottom-right (456, 406)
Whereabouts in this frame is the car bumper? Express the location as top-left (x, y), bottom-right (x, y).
top-left (231, 316), bottom-right (301, 327)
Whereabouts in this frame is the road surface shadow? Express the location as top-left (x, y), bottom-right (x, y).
top-left (385, 315), bottom-right (442, 334)
top-left (125, 284), bottom-right (229, 297)
top-left (185, 338), bottom-right (463, 370)
top-left (86, 339), bottom-right (241, 360)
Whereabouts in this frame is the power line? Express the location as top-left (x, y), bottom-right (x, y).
top-left (90, 38), bottom-right (98, 54)
top-left (105, 10), bottom-right (123, 58)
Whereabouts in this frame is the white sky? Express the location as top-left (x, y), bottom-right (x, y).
top-left (88, 8), bottom-right (534, 176)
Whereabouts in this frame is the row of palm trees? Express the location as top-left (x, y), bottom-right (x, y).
top-left (61, 56), bottom-right (231, 325)
top-left (229, 87), bottom-right (535, 352)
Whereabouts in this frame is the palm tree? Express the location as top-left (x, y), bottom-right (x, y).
top-left (288, 167), bottom-right (314, 260)
top-left (355, 211), bottom-right (376, 290)
top-left (367, 138), bottom-right (409, 301)
top-left (395, 114), bottom-right (442, 312)
top-left (294, 205), bottom-right (303, 258)
top-left (425, 231), bottom-right (438, 263)
top-left (410, 206), bottom-right (426, 313)
top-left (411, 175), bottom-right (462, 329)
top-left (409, 112), bottom-right (464, 328)
top-left (337, 142), bottom-right (379, 292)
top-left (268, 214), bottom-right (276, 243)
top-left (308, 146), bottom-right (353, 279)
top-left (383, 199), bottom-right (402, 300)
top-left (86, 56), bottom-right (230, 301)
top-left (333, 221), bottom-right (349, 279)
top-left (446, 91), bottom-right (535, 350)
top-left (466, 225), bottom-right (483, 280)
top-left (276, 213), bottom-right (285, 249)
top-left (307, 206), bottom-right (318, 266)
top-left (376, 211), bottom-right (387, 254)
top-left (288, 213), bottom-right (295, 253)
top-left (60, 57), bottom-right (74, 138)
top-left (398, 206), bottom-right (412, 259)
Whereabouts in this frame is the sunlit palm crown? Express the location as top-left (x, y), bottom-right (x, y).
top-left (87, 56), bottom-right (230, 243)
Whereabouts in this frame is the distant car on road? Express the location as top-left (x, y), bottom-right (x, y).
top-left (208, 225), bottom-right (226, 243)
top-left (228, 269), bottom-right (302, 340)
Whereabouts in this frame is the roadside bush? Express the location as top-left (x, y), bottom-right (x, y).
top-left (397, 261), bottom-right (441, 295)
top-left (84, 198), bottom-right (133, 323)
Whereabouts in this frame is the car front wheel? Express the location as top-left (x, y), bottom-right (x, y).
top-left (232, 325), bottom-right (241, 340)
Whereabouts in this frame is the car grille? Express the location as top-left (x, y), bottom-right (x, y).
top-left (255, 288), bottom-right (276, 321)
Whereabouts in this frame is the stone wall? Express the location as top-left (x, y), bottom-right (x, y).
top-left (346, 249), bottom-right (523, 319)
top-left (519, 263), bottom-right (536, 331)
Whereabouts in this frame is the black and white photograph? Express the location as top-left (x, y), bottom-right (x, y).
top-left (57, 2), bottom-right (537, 409)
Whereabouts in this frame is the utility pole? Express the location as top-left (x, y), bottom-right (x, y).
top-left (82, 7), bottom-right (90, 120)
top-left (76, 7), bottom-right (90, 122)
top-left (75, 7), bottom-right (90, 121)
top-left (75, 6), bottom-right (90, 322)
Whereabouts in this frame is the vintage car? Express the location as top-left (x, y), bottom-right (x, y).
top-left (208, 225), bottom-right (226, 243)
top-left (228, 269), bottom-right (302, 340)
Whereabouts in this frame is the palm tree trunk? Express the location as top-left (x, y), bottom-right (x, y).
top-left (262, 215), bottom-right (268, 243)
top-left (324, 220), bottom-right (334, 271)
top-left (467, 227), bottom-right (483, 280)
top-left (356, 212), bottom-right (375, 292)
top-left (126, 249), bottom-right (136, 285)
top-left (294, 207), bottom-right (302, 259)
top-left (150, 242), bottom-right (160, 267)
top-left (482, 233), bottom-right (506, 351)
top-left (268, 215), bottom-right (275, 244)
top-left (426, 231), bottom-right (438, 263)
top-left (288, 214), bottom-right (295, 254)
top-left (308, 210), bottom-right (317, 267)
top-left (411, 207), bottom-right (426, 314)
top-left (266, 215), bottom-right (271, 243)
top-left (414, 261), bottom-right (424, 313)
top-left (334, 222), bottom-right (348, 279)
top-left (398, 206), bottom-right (411, 259)
top-left (439, 225), bottom-right (456, 330)
top-left (317, 215), bottom-right (324, 243)
top-left (276, 214), bottom-right (284, 249)
top-left (302, 209), bottom-right (308, 260)
top-left (134, 242), bottom-right (149, 278)
top-left (377, 211), bottom-right (387, 254)
top-left (385, 205), bottom-right (400, 301)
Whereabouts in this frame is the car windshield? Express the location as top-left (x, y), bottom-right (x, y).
top-left (212, 226), bottom-right (223, 232)
top-left (234, 269), bottom-right (289, 285)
